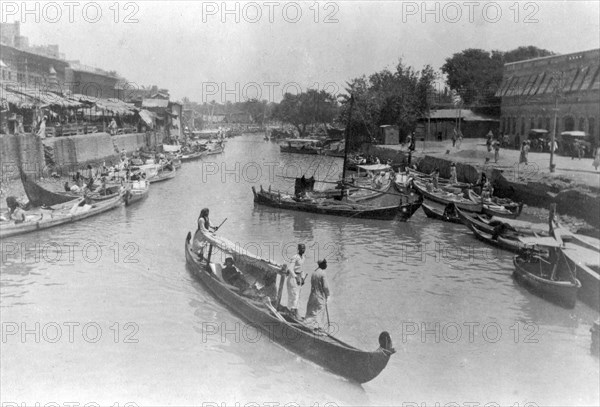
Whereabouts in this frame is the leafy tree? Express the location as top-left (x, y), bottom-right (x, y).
top-left (271, 90), bottom-right (338, 137)
top-left (441, 46), bottom-right (555, 112)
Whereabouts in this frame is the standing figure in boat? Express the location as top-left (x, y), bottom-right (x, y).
top-left (305, 259), bottom-right (331, 325)
top-left (449, 162), bottom-right (458, 184)
top-left (194, 208), bottom-right (219, 257)
top-left (286, 243), bottom-right (306, 318)
top-left (430, 168), bottom-right (440, 189)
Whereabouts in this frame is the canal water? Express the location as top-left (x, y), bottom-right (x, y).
top-left (1, 134), bottom-right (598, 406)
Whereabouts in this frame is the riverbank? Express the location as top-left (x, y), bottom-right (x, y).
top-left (367, 138), bottom-right (600, 230)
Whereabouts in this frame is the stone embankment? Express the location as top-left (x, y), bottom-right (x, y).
top-left (367, 139), bottom-right (600, 231)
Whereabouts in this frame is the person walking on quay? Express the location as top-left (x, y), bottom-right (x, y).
top-left (286, 243), bottom-right (306, 319)
top-left (452, 129), bottom-right (457, 147)
top-left (456, 131), bottom-right (463, 149)
top-left (36, 116), bottom-right (47, 139)
top-left (486, 131), bottom-right (493, 152)
top-left (593, 147), bottom-right (600, 171)
top-left (493, 139), bottom-right (501, 163)
top-left (519, 141), bottom-right (529, 164)
top-left (305, 259), bottom-right (331, 327)
top-left (109, 118), bottom-right (118, 136)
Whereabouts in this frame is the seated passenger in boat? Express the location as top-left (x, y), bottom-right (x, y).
top-left (5, 196), bottom-right (26, 223)
top-left (221, 257), bottom-right (250, 291)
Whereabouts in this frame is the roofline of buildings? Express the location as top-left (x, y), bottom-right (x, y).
top-left (0, 42), bottom-right (67, 65)
top-left (504, 48), bottom-right (600, 67)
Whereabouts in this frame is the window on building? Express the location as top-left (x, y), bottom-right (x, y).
top-left (564, 117), bottom-right (575, 132)
top-left (538, 118), bottom-right (543, 129)
top-left (546, 117), bottom-right (551, 131)
top-left (579, 118), bottom-right (586, 131)
top-left (589, 118), bottom-right (596, 138)
top-left (530, 117), bottom-right (535, 131)
top-left (512, 117), bottom-right (517, 134)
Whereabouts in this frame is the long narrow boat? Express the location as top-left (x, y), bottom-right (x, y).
top-left (180, 151), bottom-right (206, 162)
top-left (20, 170), bottom-right (121, 206)
top-left (466, 221), bottom-right (527, 254)
top-left (407, 168), bottom-right (471, 190)
top-left (204, 145), bottom-right (224, 156)
top-left (139, 164), bottom-right (176, 183)
top-left (422, 202), bottom-right (463, 224)
top-left (513, 249), bottom-right (581, 308)
top-left (184, 230), bottom-right (395, 383)
top-left (412, 180), bottom-right (483, 213)
top-left (0, 193), bottom-right (123, 238)
top-left (252, 186), bottom-right (402, 220)
top-left (467, 190), bottom-right (523, 219)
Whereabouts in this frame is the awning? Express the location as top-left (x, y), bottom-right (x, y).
top-left (142, 98), bottom-right (169, 108)
top-left (357, 164), bottom-right (391, 172)
top-left (139, 109), bottom-right (155, 128)
top-left (3, 86), bottom-right (82, 108)
top-left (70, 94), bottom-right (136, 115)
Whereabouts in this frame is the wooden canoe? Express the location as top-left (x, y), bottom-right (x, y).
top-left (513, 254), bottom-right (581, 308)
top-left (467, 221), bottom-right (527, 254)
top-left (180, 151), bottom-right (206, 162)
top-left (0, 193), bottom-right (123, 238)
top-left (184, 230), bottom-right (395, 383)
top-left (407, 168), bottom-right (471, 190)
top-left (412, 180), bottom-right (483, 213)
top-left (252, 186), bottom-right (402, 220)
top-left (422, 202), bottom-right (463, 224)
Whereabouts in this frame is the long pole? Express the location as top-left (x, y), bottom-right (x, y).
top-left (550, 99), bottom-right (558, 173)
top-left (340, 95), bottom-right (355, 190)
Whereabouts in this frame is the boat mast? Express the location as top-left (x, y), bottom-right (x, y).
top-left (341, 94), bottom-right (355, 186)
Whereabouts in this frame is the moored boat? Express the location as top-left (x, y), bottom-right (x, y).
top-left (412, 179), bottom-right (483, 213)
top-left (467, 190), bottom-right (523, 218)
top-left (184, 229), bottom-right (395, 383)
top-left (422, 202), bottom-right (463, 224)
top-left (513, 246), bottom-right (581, 308)
top-left (0, 193), bottom-right (123, 238)
top-left (252, 186), bottom-right (402, 220)
top-left (180, 151), bottom-right (206, 162)
top-left (467, 221), bottom-right (528, 254)
top-left (124, 180), bottom-right (150, 206)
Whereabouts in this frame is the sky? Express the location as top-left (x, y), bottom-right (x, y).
top-left (5, 0), bottom-right (600, 102)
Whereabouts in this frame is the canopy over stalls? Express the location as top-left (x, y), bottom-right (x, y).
top-left (139, 109), bottom-right (156, 128)
top-left (1, 86), bottom-right (82, 108)
top-left (69, 94), bottom-right (136, 115)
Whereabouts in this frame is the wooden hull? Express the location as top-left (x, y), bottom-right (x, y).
top-left (124, 183), bottom-right (150, 206)
top-left (467, 190), bottom-right (523, 219)
top-left (422, 202), bottom-right (463, 224)
top-left (513, 256), bottom-right (580, 308)
top-left (205, 146), bottom-right (224, 155)
top-left (413, 180), bottom-right (483, 213)
top-left (252, 187), bottom-right (401, 220)
top-left (280, 146), bottom-right (320, 155)
top-left (467, 222), bottom-right (525, 254)
top-left (180, 152), bottom-right (206, 162)
top-left (184, 232), bottom-right (393, 383)
top-left (0, 194), bottom-right (123, 238)
top-left (408, 168), bottom-right (470, 190)
top-left (147, 169), bottom-right (176, 184)
top-left (397, 194), bottom-right (423, 221)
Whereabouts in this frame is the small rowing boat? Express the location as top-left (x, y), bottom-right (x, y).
top-left (184, 229), bottom-right (395, 383)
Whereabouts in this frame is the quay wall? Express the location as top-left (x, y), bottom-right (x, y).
top-left (369, 144), bottom-right (600, 228)
top-left (0, 133), bottom-right (45, 180)
top-left (1, 131), bottom-right (163, 180)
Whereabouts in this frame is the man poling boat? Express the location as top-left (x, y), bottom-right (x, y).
top-left (184, 220), bottom-right (395, 383)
